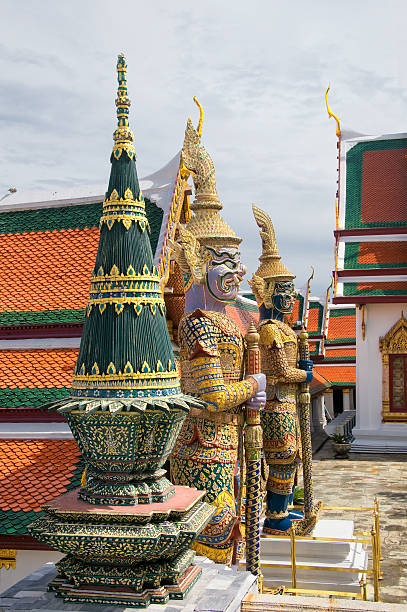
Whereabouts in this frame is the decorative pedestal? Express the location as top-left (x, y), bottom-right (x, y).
top-left (28, 487), bottom-right (215, 607)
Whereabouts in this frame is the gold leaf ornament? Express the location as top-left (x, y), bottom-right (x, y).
top-left (169, 225), bottom-right (207, 285)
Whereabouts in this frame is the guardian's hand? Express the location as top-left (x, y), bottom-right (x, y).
top-left (299, 359), bottom-right (313, 383)
top-left (246, 390), bottom-right (266, 410)
top-left (299, 359), bottom-right (313, 372)
top-left (245, 373), bottom-right (266, 410)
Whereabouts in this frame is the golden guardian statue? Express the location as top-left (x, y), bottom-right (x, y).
top-left (250, 205), bottom-right (315, 535)
top-left (170, 104), bottom-right (266, 565)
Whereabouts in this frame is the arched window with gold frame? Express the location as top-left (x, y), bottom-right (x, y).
top-left (380, 313), bottom-right (407, 422)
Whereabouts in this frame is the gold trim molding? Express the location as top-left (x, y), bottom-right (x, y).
top-left (380, 313), bottom-right (407, 422)
top-left (0, 549), bottom-right (16, 570)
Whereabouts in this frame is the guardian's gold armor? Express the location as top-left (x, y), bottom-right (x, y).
top-left (171, 309), bottom-right (256, 564)
top-left (259, 318), bottom-right (306, 507)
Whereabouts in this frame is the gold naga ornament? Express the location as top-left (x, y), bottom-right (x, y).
top-left (249, 205), bottom-right (295, 307)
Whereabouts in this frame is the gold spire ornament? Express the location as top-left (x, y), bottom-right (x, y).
top-left (113, 54), bottom-right (136, 160)
top-left (249, 205), bottom-right (295, 307)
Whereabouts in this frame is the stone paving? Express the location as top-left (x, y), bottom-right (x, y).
top-left (309, 440), bottom-right (407, 605)
top-left (0, 557), bottom-right (257, 611)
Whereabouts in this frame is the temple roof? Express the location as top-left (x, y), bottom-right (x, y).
top-left (0, 348), bottom-right (75, 415)
top-left (0, 439), bottom-right (82, 536)
top-left (314, 305), bottom-right (356, 387)
top-left (325, 307), bottom-right (356, 344)
top-left (312, 364), bottom-right (356, 386)
top-left (0, 225), bottom-right (99, 322)
top-left (334, 133), bottom-right (407, 304)
top-left (0, 155), bottom-right (185, 330)
top-left (309, 369), bottom-right (331, 395)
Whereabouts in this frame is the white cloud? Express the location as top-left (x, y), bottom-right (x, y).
top-left (1, 0), bottom-right (406, 294)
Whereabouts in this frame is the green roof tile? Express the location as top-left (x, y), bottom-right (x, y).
top-left (0, 388), bottom-right (70, 408)
top-left (0, 198), bottom-right (163, 255)
top-left (344, 283), bottom-right (407, 297)
top-left (0, 460), bottom-right (83, 535)
top-left (0, 308), bottom-right (86, 326)
top-left (0, 202), bottom-right (103, 234)
top-left (329, 308), bottom-right (356, 318)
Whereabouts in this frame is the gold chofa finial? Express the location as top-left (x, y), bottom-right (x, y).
top-left (325, 86), bottom-right (341, 138)
top-left (193, 96), bottom-right (203, 141)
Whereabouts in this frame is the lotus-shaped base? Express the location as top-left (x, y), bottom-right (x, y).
top-left (80, 469), bottom-right (175, 505)
top-left (44, 394), bottom-right (204, 505)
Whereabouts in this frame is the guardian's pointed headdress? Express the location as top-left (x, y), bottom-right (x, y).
top-left (171, 99), bottom-right (241, 285)
top-left (180, 98), bottom-right (241, 248)
top-left (250, 205), bottom-right (295, 306)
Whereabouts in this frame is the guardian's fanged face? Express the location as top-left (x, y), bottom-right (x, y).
top-left (205, 247), bottom-right (246, 302)
top-left (272, 280), bottom-right (296, 314)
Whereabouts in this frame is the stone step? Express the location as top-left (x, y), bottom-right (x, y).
top-left (261, 519), bottom-right (358, 561)
top-left (261, 546), bottom-right (368, 594)
top-left (241, 519), bottom-right (369, 595)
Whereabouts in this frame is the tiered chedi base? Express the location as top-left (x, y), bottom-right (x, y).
top-left (29, 487), bottom-right (214, 607)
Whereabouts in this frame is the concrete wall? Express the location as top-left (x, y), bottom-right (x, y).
top-left (353, 302), bottom-right (407, 452)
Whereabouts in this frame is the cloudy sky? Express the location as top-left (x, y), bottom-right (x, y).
top-left (1, 0), bottom-right (406, 294)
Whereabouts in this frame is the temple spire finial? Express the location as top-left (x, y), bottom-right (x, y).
top-left (325, 85), bottom-right (341, 138)
top-left (113, 53), bottom-right (136, 160)
top-left (193, 96), bottom-right (203, 141)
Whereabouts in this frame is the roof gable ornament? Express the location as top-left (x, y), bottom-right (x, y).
top-left (379, 312), bottom-right (407, 354)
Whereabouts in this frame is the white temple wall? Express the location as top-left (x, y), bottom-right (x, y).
top-left (0, 551), bottom-right (63, 594)
top-left (353, 302), bottom-right (407, 452)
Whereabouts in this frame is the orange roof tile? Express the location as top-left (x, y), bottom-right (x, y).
top-left (357, 282), bottom-right (407, 291)
top-left (325, 348), bottom-right (356, 358)
top-left (310, 369), bottom-right (331, 395)
top-left (358, 241), bottom-right (407, 265)
top-left (0, 228), bottom-right (98, 312)
top-left (314, 365), bottom-right (356, 384)
top-left (0, 349), bottom-right (78, 389)
top-left (0, 440), bottom-right (81, 512)
top-left (225, 305), bottom-right (259, 335)
top-left (291, 298), bottom-right (301, 323)
top-left (361, 148), bottom-right (407, 223)
top-left (327, 315), bottom-right (356, 340)
top-left (307, 307), bottom-right (321, 333)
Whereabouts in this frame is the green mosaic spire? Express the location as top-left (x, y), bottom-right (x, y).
top-left (71, 54), bottom-right (179, 400)
top-left (30, 59), bottom-right (212, 601)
